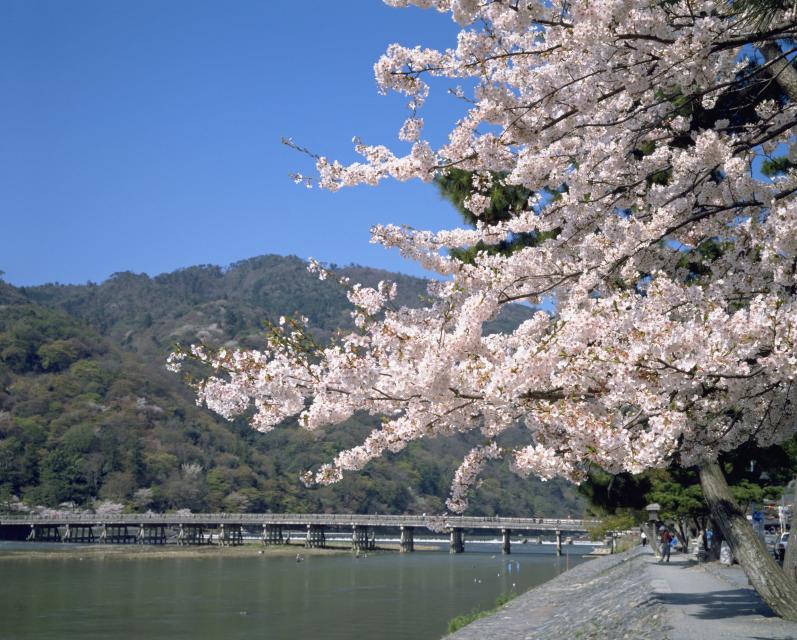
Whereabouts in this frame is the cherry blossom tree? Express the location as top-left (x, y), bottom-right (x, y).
top-left (173, 0), bottom-right (797, 617)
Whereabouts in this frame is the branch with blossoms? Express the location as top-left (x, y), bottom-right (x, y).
top-left (172, 0), bottom-right (797, 516)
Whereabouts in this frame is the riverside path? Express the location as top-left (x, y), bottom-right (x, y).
top-left (0, 513), bottom-right (596, 555)
top-left (445, 546), bottom-right (797, 639)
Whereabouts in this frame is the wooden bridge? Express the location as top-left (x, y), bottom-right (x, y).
top-left (0, 513), bottom-right (598, 555)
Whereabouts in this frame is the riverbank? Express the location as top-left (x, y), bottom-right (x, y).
top-left (0, 540), bottom-right (449, 561)
top-left (444, 546), bottom-right (797, 639)
top-left (0, 542), bottom-right (354, 561)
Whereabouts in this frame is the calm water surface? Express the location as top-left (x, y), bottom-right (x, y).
top-left (0, 543), bottom-right (592, 640)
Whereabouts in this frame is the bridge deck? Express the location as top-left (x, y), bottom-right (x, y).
top-left (1, 513), bottom-right (595, 532)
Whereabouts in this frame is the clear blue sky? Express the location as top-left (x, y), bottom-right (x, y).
top-left (1, 1), bottom-right (468, 286)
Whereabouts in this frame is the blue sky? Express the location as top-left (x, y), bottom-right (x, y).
top-left (1, 1), bottom-right (469, 286)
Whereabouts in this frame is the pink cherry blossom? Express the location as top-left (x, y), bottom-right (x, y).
top-left (173, 0), bottom-right (797, 513)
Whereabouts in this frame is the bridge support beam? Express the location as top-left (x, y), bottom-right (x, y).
top-left (400, 526), bottom-right (414, 553)
top-left (103, 524), bottom-right (134, 544)
top-left (351, 525), bottom-right (374, 551)
top-left (232, 525), bottom-right (244, 546)
top-left (262, 524), bottom-right (283, 545)
top-left (28, 525), bottom-right (61, 542)
top-left (65, 525), bottom-right (94, 543)
top-left (177, 524), bottom-right (208, 545)
top-left (502, 528), bottom-right (511, 555)
top-left (218, 523), bottom-right (243, 546)
top-left (137, 524), bottom-right (166, 545)
top-left (449, 528), bottom-right (464, 554)
top-left (305, 524), bottom-right (326, 548)
top-left (555, 530), bottom-right (562, 556)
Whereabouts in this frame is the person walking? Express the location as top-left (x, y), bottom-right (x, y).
top-left (641, 530), bottom-right (648, 547)
top-left (659, 526), bottom-right (672, 563)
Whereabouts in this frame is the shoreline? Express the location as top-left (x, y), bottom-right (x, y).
top-left (0, 541), bottom-right (444, 561)
top-left (445, 546), bottom-right (797, 639)
top-left (445, 547), bottom-right (665, 639)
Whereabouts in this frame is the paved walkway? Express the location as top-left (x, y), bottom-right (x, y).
top-left (648, 552), bottom-right (797, 640)
top-left (446, 547), bottom-right (797, 639)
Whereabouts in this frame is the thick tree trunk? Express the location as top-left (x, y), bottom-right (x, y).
top-left (783, 478), bottom-right (797, 584)
top-left (758, 41), bottom-right (797, 591)
top-left (698, 461), bottom-right (797, 621)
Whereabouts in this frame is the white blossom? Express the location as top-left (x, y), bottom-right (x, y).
top-left (173, 0), bottom-right (797, 513)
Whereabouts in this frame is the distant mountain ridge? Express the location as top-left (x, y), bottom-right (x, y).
top-left (1, 254), bottom-right (583, 517)
top-left (22, 255), bottom-right (533, 356)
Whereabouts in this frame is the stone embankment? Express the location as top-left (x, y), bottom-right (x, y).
top-left (445, 546), bottom-right (797, 640)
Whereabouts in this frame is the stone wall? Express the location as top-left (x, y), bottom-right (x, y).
top-left (445, 547), bottom-right (668, 640)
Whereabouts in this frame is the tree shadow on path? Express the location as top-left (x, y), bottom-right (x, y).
top-left (654, 588), bottom-right (776, 620)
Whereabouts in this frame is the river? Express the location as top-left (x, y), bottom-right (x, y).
top-left (0, 542), bottom-right (594, 640)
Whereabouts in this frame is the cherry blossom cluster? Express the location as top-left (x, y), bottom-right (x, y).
top-left (173, 0), bottom-right (797, 512)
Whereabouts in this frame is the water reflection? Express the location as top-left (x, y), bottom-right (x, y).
top-left (0, 543), bottom-right (594, 640)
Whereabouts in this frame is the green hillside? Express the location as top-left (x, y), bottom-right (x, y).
top-left (0, 256), bottom-right (583, 516)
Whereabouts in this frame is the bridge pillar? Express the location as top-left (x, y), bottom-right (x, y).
top-left (137, 524), bottom-right (166, 545)
top-left (218, 523), bottom-right (242, 546)
top-left (61, 523), bottom-right (72, 543)
top-left (101, 524), bottom-right (131, 544)
top-left (71, 525), bottom-right (94, 543)
top-left (555, 530), bottom-right (562, 556)
top-left (400, 526), bottom-right (414, 553)
top-left (449, 528), bottom-right (464, 554)
top-left (305, 524), bottom-right (326, 548)
top-left (502, 528), bottom-right (511, 555)
top-left (262, 524), bottom-right (283, 545)
top-left (33, 525), bottom-right (60, 542)
top-left (180, 524), bottom-right (207, 545)
top-left (232, 525), bottom-right (244, 546)
top-left (352, 525), bottom-right (371, 551)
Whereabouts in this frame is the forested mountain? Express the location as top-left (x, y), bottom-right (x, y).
top-left (0, 256), bottom-right (583, 516)
top-left (22, 255), bottom-right (532, 357)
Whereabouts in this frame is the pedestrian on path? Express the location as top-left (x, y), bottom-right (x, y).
top-left (659, 526), bottom-right (672, 563)
top-left (640, 530), bottom-right (647, 546)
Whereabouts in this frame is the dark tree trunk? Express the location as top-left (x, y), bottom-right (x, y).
top-left (783, 478), bottom-right (797, 584)
top-left (761, 43), bottom-right (797, 100)
top-left (699, 461), bottom-right (797, 620)
top-left (673, 520), bottom-right (689, 554)
top-left (705, 518), bottom-right (724, 561)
